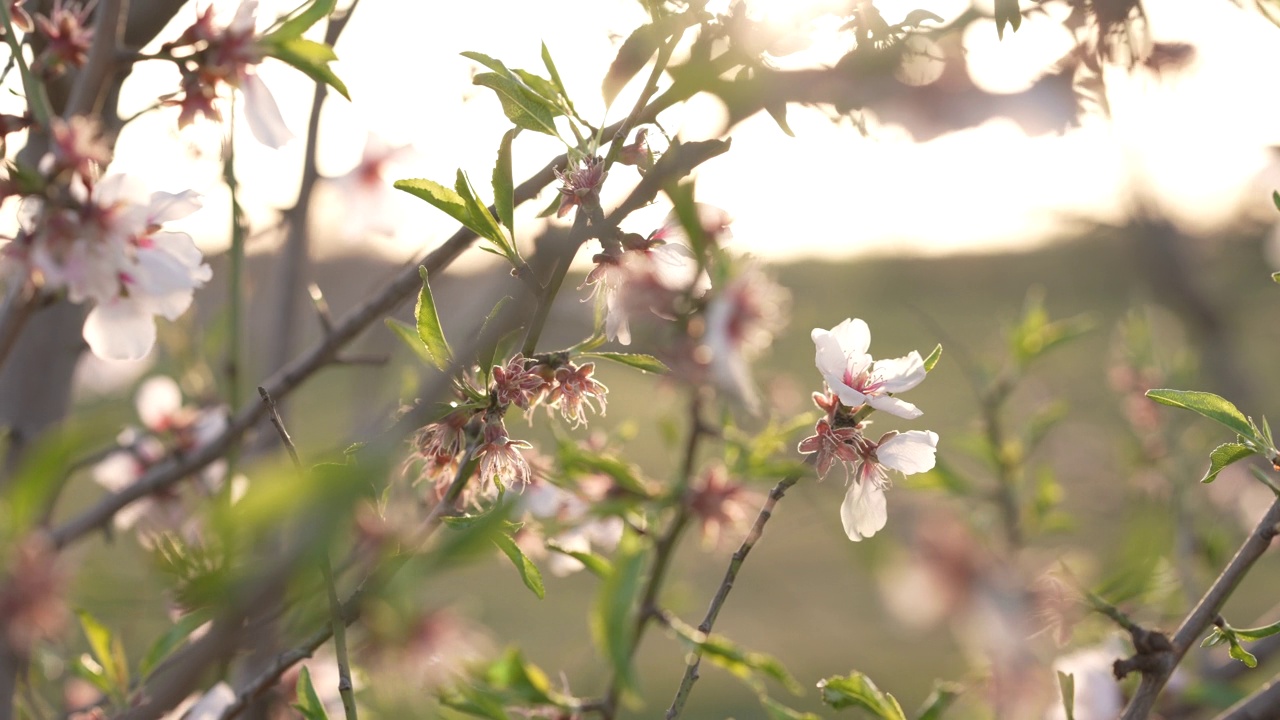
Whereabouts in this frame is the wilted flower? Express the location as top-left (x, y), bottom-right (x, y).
top-left (0, 1), bottom-right (33, 35)
top-left (687, 465), bottom-right (757, 548)
top-left (555, 155), bottom-right (606, 218)
top-left (491, 354), bottom-right (549, 410)
top-left (546, 360), bottom-right (607, 427)
top-left (33, 0), bottom-right (93, 76)
top-left (0, 534), bottom-right (67, 656)
top-left (812, 318), bottom-right (927, 419)
top-left (406, 409), bottom-right (474, 499)
top-left (474, 414), bottom-right (533, 491)
top-left (796, 416), bottom-right (861, 479)
top-left (165, 0), bottom-right (292, 147)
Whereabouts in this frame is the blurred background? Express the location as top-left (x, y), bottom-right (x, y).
top-left (33, 0), bottom-right (1280, 717)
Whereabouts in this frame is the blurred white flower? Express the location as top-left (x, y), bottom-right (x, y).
top-left (1047, 645), bottom-right (1123, 720)
top-left (329, 133), bottom-right (420, 240)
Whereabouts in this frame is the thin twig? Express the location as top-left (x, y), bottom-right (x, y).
top-left (666, 472), bottom-right (803, 719)
top-left (1119, 497), bottom-right (1280, 719)
top-left (0, 281), bottom-right (39, 376)
top-left (1213, 672), bottom-right (1280, 720)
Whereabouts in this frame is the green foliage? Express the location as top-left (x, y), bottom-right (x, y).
top-left (591, 529), bottom-right (647, 697)
top-left (262, 37), bottom-right (350, 99)
top-left (493, 129), bottom-right (518, 233)
top-left (1010, 290), bottom-right (1093, 369)
top-left (265, 0), bottom-right (335, 40)
top-left (439, 648), bottom-right (576, 719)
top-left (603, 22), bottom-right (662, 106)
top-left (817, 671), bottom-right (907, 720)
top-left (1203, 442), bottom-right (1256, 483)
top-left (415, 266), bottom-right (453, 371)
top-left (1056, 672), bottom-right (1076, 720)
top-left (916, 681), bottom-right (963, 720)
top-left (294, 665), bottom-right (332, 720)
top-left (922, 344), bottom-right (943, 373)
top-left (665, 614), bottom-right (803, 695)
top-left (76, 610), bottom-right (130, 701)
top-left (138, 610), bottom-right (211, 678)
top-left (385, 317), bottom-right (436, 366)
top-left (1203, 617), bottom-right (1280, 668)
top-left (492, 526), bottom-right (546, 599)
top-left (578, 352), bottom-right (669, 374)
top-left (1145, 389), bottom-right (1256, 441)
top-left (394, 174), bottom-right (517, 264)
top-left (462, 51), bottom-right (564, 136)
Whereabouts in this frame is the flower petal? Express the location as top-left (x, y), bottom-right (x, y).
top-left (84, 300), bottom-right (156, 360)
top-left (830, 318), bottom-right (870, 357)
top-left (840, 480), bottom-right (887, 541)
top-left (876, 430), bottom-right (939, 475)
top-left (136, 375), bottom-right (182, 430)
top-left (812, 327), bottom-right (849, 377)
top-left (240, 72), bottom-right (294, 149)
top-left (876, 351), bottom-right (926, 393)
top-left (867, 394), bottom-right (922, 419)
top-left (147, 190), bottom-right (202, 224)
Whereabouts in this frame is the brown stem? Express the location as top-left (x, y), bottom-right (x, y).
top-left (1119, 497), bottom-right (1280, 719)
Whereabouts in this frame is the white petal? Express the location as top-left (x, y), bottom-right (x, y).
top-left (136, 375), bottom-right (182, 430)
top-left (876, 431), bottom-right (939, 475)
top-left (240, 73), bottom-right (294, 148)
top-left (876, 351), bottom-right (926, 393)
top-left (92, 451), bottom-right (138, 491)
top-left (147, 190), bottom-right (202, 224)
top-left (867, 394), bottom-right (922, 419)
top-left (132, 245), bottom-right (201, 298)
top-left (182, 682), bottom-right (236, 720)
top-left (151, 232), bottom-right (211, 281)
top-left (812, 329), bottom-right (850, 377)
top-left (84, 300), bottom-right (156, 360)
top-left (830, 318), bottom-right (871, 357)
top-left (96, 174), bottom-right (149, 209)
top-left (828, 378), bottom-right (871, 409)
top-left (840, 481), bottom-right (887, 541)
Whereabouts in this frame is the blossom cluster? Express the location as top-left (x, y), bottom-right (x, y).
top-left (4, 120), bottom-right (211, 360)
top-left (799, 318), bottom-right (938, 541)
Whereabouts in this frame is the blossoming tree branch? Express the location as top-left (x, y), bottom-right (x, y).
top-left (0, 1), bottom-right (1273, 720)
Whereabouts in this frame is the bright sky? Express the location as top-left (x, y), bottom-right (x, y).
top-left (96, 0), bottom-right (1280, 264)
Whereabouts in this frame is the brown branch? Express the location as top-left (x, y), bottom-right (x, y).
top-left (1213, 673), bottom-right (1280, 720)
top-left (1118, 497), bottom-right (1280, 719)
top-left (665, 471), bottom-right (803, 719)
top-left (65, 0), bottom-right (126, 117)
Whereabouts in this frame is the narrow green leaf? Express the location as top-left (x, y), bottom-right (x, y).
top-left (492, 532), bottom-right (546, 599)
top-left (415, 266), bottom-right (452, 371)
top-left (591, 530), bottom-right (647, 694)
top-left (438, 686), bottom-right (511, 720)
top-left (70, 656), bottom-right (114, 696)
top-left (1273, 271), bottom-right (1280, 284)
top-left (139, 612), bottom-right (210, 678)
top-left (579, 352), bottom-right (669, 374)
top-left (1273, 189), bottom-right (1280, 212)
top-left (1229, 621), bottom-right (1280, 643)
top-left (266, 0), bottom-right (336, 40)
top-left (603, 23), bottom-right (661, 105)
top-left (473, 72), bottom-right (560, 136)
top-left (77, 611), bottom-right (127, 694)
top-left (395, 178), bottom-right (473, 227)
top-left (917, 681), bottom-right (963, 720)
top-left (760, 696), bottom-right (821, 720)
top-left (669, 617), bottom-right (802, 695)
top-left (1057, 672), bottom-right (1076, 720)
top-left (293, 666), bottom-right (331, 720)
top-left (478, 296), bottom-right (514, 383)
top-left (545, 544), bottom-right (613, 578)
top-left (484, 648), bottom-right (567, 706)
top-left (264, 37), bottom-right (350, 99)
top-left (1229, 637), bottom-right (1259, 668)
top-left (1203, 628), bottom-right (1228, 647)
top-left (1146, 389), bottom-right (1255, 440)
top-left (493, 128), bottom-right (518, 233)
top-left (385, 318), bottom-right (434, 365)
top-left (540, 42), bottom-right (578, 117)
top-left (454, 170), bottom-right (510, 253)
top-left (922, 344), bottom-right (943, 372)
top-left (1203, 442), bottom-right (1255, 483)
top-left (817, 672), bottom-right (907, 720)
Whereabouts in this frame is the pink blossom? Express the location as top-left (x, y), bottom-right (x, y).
top-left (813, 318), bottom-right (927, 419)
top-left (546, 361), bottom-right (607, 427)
top-left (490, 354), bottom-right (549, 410)
top-left (701, 265), bottom-right (788, 410)
top-left (580, 232), bottom-right (702, 345)
top-left (329, 133), bottom-right (420, 240)
top-left (687, 465), bottom-right (757, 548)
top-left (33, 0), bottom-right (92, 76)
top-left (474, 415), bottom-right (533, 490)
top-left (555, 155), bottom-right (606, 218)
top-left (797, 417), bottom-right (861, 479)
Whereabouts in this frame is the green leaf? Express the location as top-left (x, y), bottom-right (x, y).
top-left (665, 615), bottom-right (802, 695)
top-left (77, 610), bottom-right (128, 697)
top-left (395, 178), bottom-right (473, 227)
top-left (385, 318), bottom-right (434, 365)
top-left (760, 696), bottom-right (820, 720)
top-left (455, 170), bottom-right (510, 253)
top-left (603, 23), bottom-right (661, 105)
top-left (1145, 389), bottom-right (1256, 441)
top-left (1273, 189), bottom-right (1280, 212)
top-left (438, 685), bottom-right (511, 720)
top-left (1057, 672), bottom-right (1076, 720)
top-left (473, 72), bottom-right (560, 136)
top-left (1228, 636), bottom-right (1259, 668)
top-left (492, 531), bottom-right (546, 599)
top-left (1224, 621), bottom-right (1280, 643)
top-left (540, 42), bottom-right (578, 117)
top-left (817, 671), bottom-right (907, 720)
top-left (484, 648), bottom-right (566, 705)
top-left (922, 344), bottom-right (943, 373)
top-left (493, 128), bottom-right (518, 233)
top-left (264, 37), bottom-right (350, 100)
top-left (139, 611), bottom-right (210, 678)
top-left (545, 544), bottom-right (613, 578)
top-left (266, 0), bottom-right (336, 40)
top-left (995, 0), bottom-right (1021, 39)
top-left (1203, 442), bottom-right (1255, 484)
top-left (917, 681), bottom-right (963, 720)
top-left (415, 266), bottom-right (452, 371)
top-left (591, 530), bottom-right (647, 695)
top-left (1273, 271), bottom-right (1280, 284)
top-left (579, 352), bottom-right (669, 374)
top-left (293, 666), bottom-right (331, 720)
